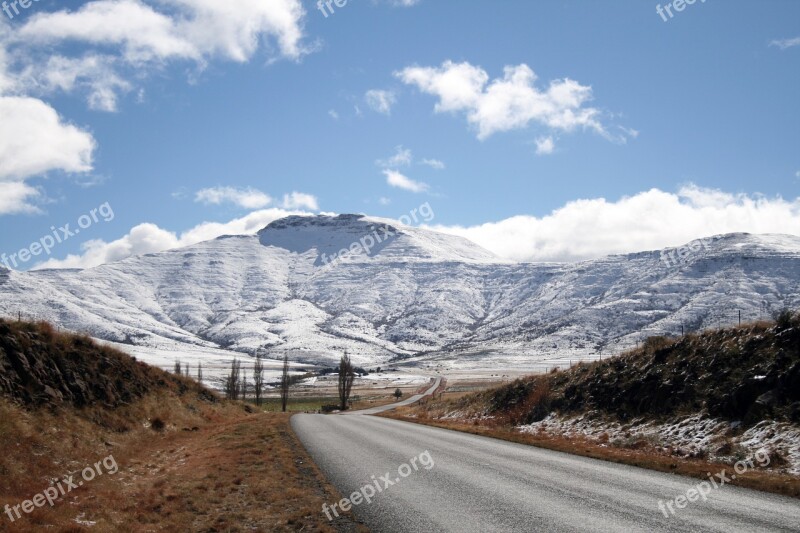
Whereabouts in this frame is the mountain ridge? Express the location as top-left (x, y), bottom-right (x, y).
top-left (0, 215), bottom-right (798, 377)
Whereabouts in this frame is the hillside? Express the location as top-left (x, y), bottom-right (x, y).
top-left (390, 312), bottom-right (800, 494)
top-left (0, 321), bottom-right (364, 532)
top-left (0, 217), bottom-right (798, 380)
top-left (0, 319), bottom-right (215, 408)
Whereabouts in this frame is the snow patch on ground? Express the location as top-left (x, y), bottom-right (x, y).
top-left (519, 412), bottom-right (800, 475)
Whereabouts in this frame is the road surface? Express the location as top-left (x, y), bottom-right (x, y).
top-left (292, 413), bottom-right (800, 532)
top-left (343, 377), bottom-right (442, 415)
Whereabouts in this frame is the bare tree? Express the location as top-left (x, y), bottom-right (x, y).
top-left (253, 352), bottom-right (265, 406)
top-left (241, 369), bottom-right (248, 401)
top-left (197, 362), bottom-right (203, 384)
top-left (338, 352), bottom-right (355, 411)
top-left (184, 364), bottom-right (190, 378)
top-left (225, 358), bottom-right (242, 400)
top-left (280, 354), bottom-right (290, 412)
top-left (174, 359), bottom-right (182, 375)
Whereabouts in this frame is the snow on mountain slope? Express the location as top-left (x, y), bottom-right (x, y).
top-left (0, 216), bottom-right (798, 376)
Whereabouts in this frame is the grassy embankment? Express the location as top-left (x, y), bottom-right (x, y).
top-left (0, 320), bottom-right (367, 532)
top-left (385, 313), bottom-right (800, 498)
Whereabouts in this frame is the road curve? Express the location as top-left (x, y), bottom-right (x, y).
top-left (291, 414), bottom-right (800, 532)
top-left (343, 377), bottom-right (442, 415)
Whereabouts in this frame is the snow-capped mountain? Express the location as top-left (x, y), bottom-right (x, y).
top-left (1, 215), bottom-right (798, 372)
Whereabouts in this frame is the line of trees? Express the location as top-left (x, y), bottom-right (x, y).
top-left (174, 360), bottom-right (203, 383)
top-left (181, 350), bottom-right (358, 412)
top-left (220, 352), bottom-right (291, 411)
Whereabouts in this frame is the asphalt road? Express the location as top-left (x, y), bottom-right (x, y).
top-left (342, 378), bottom-right (442, 415)
top-left (292, 413), bottom-right (800, 532)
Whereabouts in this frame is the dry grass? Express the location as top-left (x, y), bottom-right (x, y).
top-left (0, 392), bottom-right (366, 532)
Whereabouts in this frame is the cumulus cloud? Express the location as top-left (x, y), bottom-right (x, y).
top-left (365, 89), bottom-right (396, 115)
top-left (396, 61), bottom-right (630, 143)
top-left (432, 185), bottom-right (800, 262)
top-left (0, 181), bottom-right (43, 215)
top-left (383, 169), bottom-right (429, 193)
top-left (195, 187), bottom-right (273, 209)
top-left (0, 96), bottom-right (96, 213)
top-left (5, 0), bottom-right (309, 113)
top-left (15, 0), bottom-right (308, 63)
top-left (30, 185), bottom-right (800, 270)
top-left (281, 191), bottom-right (319, 210)
top-left (193, 187), bottom-right (319, 211)
top-left (0, 0), bottom-right (309, 215)
top-left (33, 208), bottom-right (313, 270)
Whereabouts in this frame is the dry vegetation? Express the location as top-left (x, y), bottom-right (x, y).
top-left (385, 312), bottom-right (800, 498)
top-left (0, 322), bottom-right (366, 532)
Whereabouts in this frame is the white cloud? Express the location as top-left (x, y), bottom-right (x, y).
top-left (377, 146), bottom-right (445, 170)
top-left (378, 196), bottom-right (392, 205)
top-left (5, 0), bottom-right (309, 113)
top-left (281, 191), bottom-right (319, 210)
top-left (376, 145), bottom-right (413, 167)
top-left (535, 136), bottom-right (555, 155)
top-left (31, 185), bottom-right (800, 270)
top-left (328, 109), bottom-right (339, 120)
top-left (0, 96), bottom-right (96, 183)
top-left (15, 0), bottom-right (308, 63)
top-left (194, 187), bottom-right (318, 211)
top-left (34, 207), bottom-right (312, 270)
top-left (365, 89), bottom-right (396, 115)
top-left (0, 0), bottom-right (309, 215)
top-left (21, 54), bottom-right (132, 112)
top-left (770, 36), bottom-right (800, 50)
top-left (383, 169), bottom-right (429, 193)
top-left (0, 181), bottom-right (42, 215)
top-left (195, 187), bottom-right (272, 209)
top-left (0, 44), bottom-right (15, 95)
top-left (396, 61), bottom-right (629, 142)
top-left (421, 158), bottom-right (445, 169)
top-left (432, 185), bottom-right (800, 262)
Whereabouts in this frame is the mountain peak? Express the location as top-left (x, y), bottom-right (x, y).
top-left (260, 214), bottom-right (390, 233)
top-left (257, 213), bottom-right (501, 264)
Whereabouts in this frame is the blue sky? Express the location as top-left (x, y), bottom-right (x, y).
top-left (0, 0), bottom-right (798, 269)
